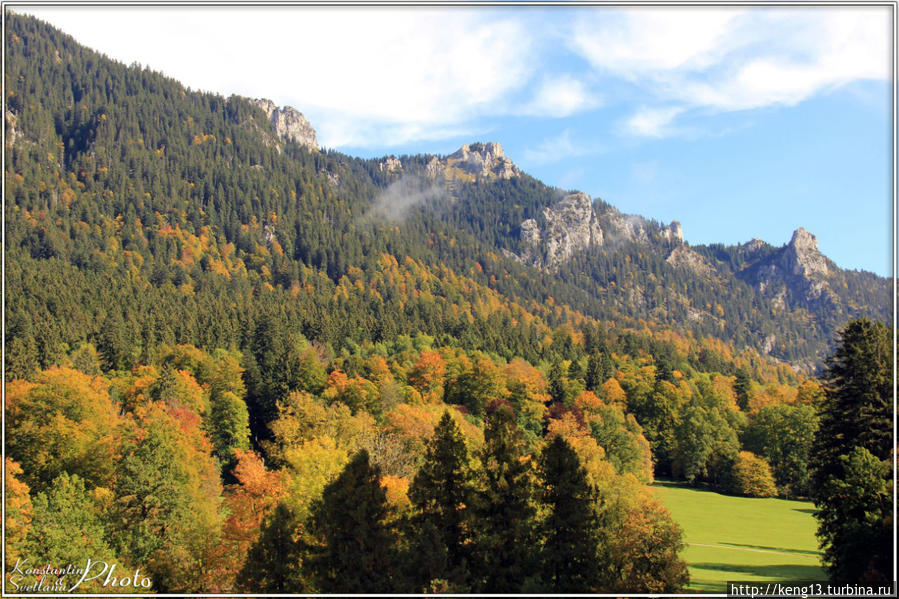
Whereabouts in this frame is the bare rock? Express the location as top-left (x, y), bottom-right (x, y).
top-left (666, 245), bottom-right (713, 277)
top-left (249, 98), bottom-right (318, 151)
top-left (445, 142), bottom-right (520, 180)
top-left (379, 156), bottom-right (402, 173)
top-left (781, 227), bottom-right (828, 278)
top-left (519, 192), bottom-right (603, 271)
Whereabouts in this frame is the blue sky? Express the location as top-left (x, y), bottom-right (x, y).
top-left (18, 4), bottom-right (894, 276)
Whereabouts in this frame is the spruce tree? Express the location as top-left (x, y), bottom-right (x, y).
top-left (809, 318), bottom-right (893, 582)
top-left (408, 411), bottom-right (475, 589)
top-left (237, 502), bottom-right (306, 592)
top-left (538, 435), bottom-right (602, 592)
top-left (471, 402), bottom-right (538, 592)
top-left (309, 449), bottom-right (404, 593)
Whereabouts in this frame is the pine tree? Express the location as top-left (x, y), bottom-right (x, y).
top-left (309, 449), bottom-right (404, 593)
top-left (408, 411), bottom-right (475, 589)
top-left (538, 435), bottom-right (602, 592)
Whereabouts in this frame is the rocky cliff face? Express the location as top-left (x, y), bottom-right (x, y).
top-left (780, 227), bottom-right (828, 278)
top-left (249, 98), bottom-right (318, 151)
top-left (379, 156), bottom-right (402, 173)
top-left (740, 227), bottom-right (834, 303)
top-left (517, 192), bottom-right (603, 271)
top-left (427, 142), bottom-right (520, 181)
top-left (447, 142), bottom-right (519, 179)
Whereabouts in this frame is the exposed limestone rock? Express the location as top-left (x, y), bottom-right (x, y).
top-left (426, 156), bottom-right (444, 179)
top-left (249, 98), bottom-right (318, 151)
top-left (781, 227), bottom-right (828, 278)
top-left (603, 210), bottom-right (650, 245)
top-left (666, 245), bottom-right (713, 277)
top-left (518, 192), bottom-right (602, 271)
top-left (744, 238), bottom-right (767, 253)
top-left (439, 142), bottom-right (520, 180)
top-left (4, 109), bottom-right (20, 145)
top-left (379, 156), bottom-right (402, 173)
top-left (661, 220), bottom-right (683, 243)
top-left (740, 227), bottom-right (833, 304)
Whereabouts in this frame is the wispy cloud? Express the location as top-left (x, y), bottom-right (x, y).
top-left (623, 106), bottom-right (685, 138)
top-left (517, 75), bottom-right (601, 118)
top-left (570, 6), bottom-right (891, 137)
top-left (522, 129), bottom-right (603, 165)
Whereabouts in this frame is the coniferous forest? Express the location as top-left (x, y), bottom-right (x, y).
top-left (3, 12), bottom-right (893, 594)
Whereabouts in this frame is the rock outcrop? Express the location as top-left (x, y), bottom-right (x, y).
top-left (780, 227), bottom-right (828, 278)
top-left (379, 156), bottom-right (402, 173)
top-left (666, 245), bottom-right (713, 277)
top-left (249, 98), bottom-right (318, 151)
top-left (446, 142), bottom-right (519, 179)
top-left (426, 142), bottom-right (520, 181)
top-left (518, 192), bottom-right (603, 271)
top-left (661, 220), bottom-right (683, 244)
top-left (740, 227), bottom-right (834, 303)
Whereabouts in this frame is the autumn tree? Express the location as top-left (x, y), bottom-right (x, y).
top-left (744, 403), bottom-right (818, 497)
top-left (4, 459), bottom-right (33, 573)
top-left (605, 499), bottom-right (689, 593)
top-left (24, 473), bottom-right (120, 593)
top-left (728, 451), bottom-right (778, 498)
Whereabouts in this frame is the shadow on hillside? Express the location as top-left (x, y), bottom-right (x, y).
top-left (718, 543), bottom-right (821, 557)
top-left (793, 508), bottom-right (815, 514)
top-left (689, 562), bottom-right (826, 581)
top-left (652, 478), bottom-right (693, 489)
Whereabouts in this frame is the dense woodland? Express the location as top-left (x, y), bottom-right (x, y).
top-left (3, 12), bottom-right (893, 593)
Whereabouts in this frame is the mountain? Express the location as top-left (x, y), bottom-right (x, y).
top-left (3, 11), bottom-right (889, 382)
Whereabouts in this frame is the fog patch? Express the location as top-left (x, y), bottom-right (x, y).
top-left (367, 175), bottom-right (446, 222)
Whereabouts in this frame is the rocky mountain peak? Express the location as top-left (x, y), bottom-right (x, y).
top-left (446, 142), bottom-right (519, 180)
top-left (249, 98), bottom-right (318, 151)
top-left (782, 227), bottom-right (828, 277)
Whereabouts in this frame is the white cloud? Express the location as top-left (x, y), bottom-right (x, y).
top-left (21, 6), bottom-right (538, 148)
top-left (518, 75), bottom-right (601, 118)
top-left (571, 6), bottom-right (892, 136)
top-left (522, 129), bottom-right (603, 165)
top-left (624, 107), bottom-right (685, 138)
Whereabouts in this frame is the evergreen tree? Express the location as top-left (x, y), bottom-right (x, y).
top-left (813, 447), bottom-right (892, 583)
top-left (237, 502), bottom-right (306, 592)
top-left (809, 318), bottom-right (893, 583)
top-left (408, 411), bottom-right (475, 589)
top-left (471, 402), bottom-right (538, 592)
top-left (538, 435), bottom-right (602, 592)
top-left (734, 368), bottom-right (751, 411)
top-left (548, 360), bottom-right (565, 404)
top-left (585, 351), bottom-right (603, 392)
top-left (308, 449), bottom-right (404, 593)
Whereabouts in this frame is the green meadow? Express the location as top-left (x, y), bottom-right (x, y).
top-left (652, 481), bottom-right (827, 593)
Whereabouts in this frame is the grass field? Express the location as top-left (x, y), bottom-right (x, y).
top-left (652, 481), bottom-right (826, 593)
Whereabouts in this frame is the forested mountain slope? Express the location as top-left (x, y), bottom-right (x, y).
top-left (4, 14), bottom-right (888, 383)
